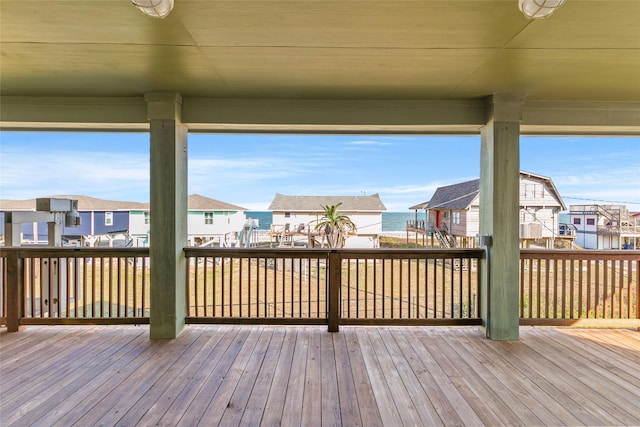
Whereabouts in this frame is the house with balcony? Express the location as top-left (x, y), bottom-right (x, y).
top-left (268, 193), bottom-right (386, 247)
top-left (569, 204), bottom-right (640, 249)
top-left (0, 196), bottom-right (147, 247)
top-left (408, 171), bottom-right (566, 248)
top-left (0, 194), bottom-right (248, 247)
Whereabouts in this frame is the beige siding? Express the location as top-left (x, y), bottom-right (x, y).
top-left (520, 176), bottom-right (563, 209)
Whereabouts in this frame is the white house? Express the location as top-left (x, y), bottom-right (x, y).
top-left (106, 194), bottom-right (249, 247)
top-left (569, 205), bottom-right (640, 249)
top-left (409, 171), bottom-right (566, 248)
top-left (268, 193), bottom-right (387, 247)
top-left (183, 194), bottom-right (249, 247)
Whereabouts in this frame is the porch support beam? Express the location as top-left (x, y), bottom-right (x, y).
top-left (479, 94), bottom-right (523, 341)
top-left (3, 96), bottom-right (639, 135)
top-left (147, 93), bottom-right (188, 339)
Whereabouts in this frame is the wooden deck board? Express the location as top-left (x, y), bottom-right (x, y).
top-left (239, 328), bottom-right (286, 427)
top-left (393, 329), bottom-right (470, 426)
top-left (131, 327), bottom-right (229, 426)
top-left (145, 326), bottom-right (244, 426)
top-left (192, 327), bottom-right (263, 426)
top-left (331, 330), bottom-right (364, 427)
top-left (414, 329), bottom-right (506, 426)
top-left (434, 328), bottom-right (545, 426)
top-left (260, 328), bottom-right (297, 426)
top-left (449, 328), bottom-right (579, 426)
top-left (3, 327), bottom-right (145, 426)
top-left (357, 328), bottom-right (404, 426)
top-left (342, 328), bottom-right (383, 427)
top-left (376, 328), bottom-right (443, 426)
top-left (366, 328), bottom-right (425, 426)
top-left (550, 329), bottom-right (640, 389)
top-left (529, 328), bottom-right (640, 398)
top-left (281, 327), bottom-right (308, 427)
top-left (523, 329), bottom-right (640, 424)
top-left (495, 340), bottom-right (623, 426)
top-left (300, 328), bottom-right (321, 427)
top-left (1, 325), bottom-right (639, 427)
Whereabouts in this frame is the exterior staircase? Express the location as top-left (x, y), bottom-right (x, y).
top-left (433, 225), bottom-right (456, 248)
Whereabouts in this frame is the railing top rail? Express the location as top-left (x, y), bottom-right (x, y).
top-left (184, 247), bottom-right (331, 258)
top-left (335, 248), bottom-right (483, 259)
top-left (520, 249), bottom-right (640, 261)
top-left (3, 247), bottom-right (633, 261)
top-left (184, 247), bottom-right (484, 259)
top-left (0, 247), bottom-right (150, 258)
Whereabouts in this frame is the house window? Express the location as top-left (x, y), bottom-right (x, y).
top-left (586, 218), bottom-right (595, 226)
top-left (205, 212), bottom-right (214, 225)
top-left (524, 184), bottom-right (544, 198)
top-left (452, 212), bottom-right (460, 225)
top-left (105, 212), bottom-right (113, 226)
top-left (573, 218), bottom-right (581, 225)
top-left (144, 212), bottom-right (150, 225)
top-left (443, 211), bottom-right (449, 219)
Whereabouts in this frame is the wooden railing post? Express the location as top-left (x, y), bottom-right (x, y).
top-left (636, 260), bottom-right (639, 328)
top-left (328, 250), bottom-right (341, 332)
top-left (5, 250), bottom-right (24, 332)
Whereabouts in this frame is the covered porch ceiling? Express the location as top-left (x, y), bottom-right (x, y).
top-left (1, 0), bottom-right (639, 134)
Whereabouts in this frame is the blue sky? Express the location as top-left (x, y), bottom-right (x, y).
top-left (1, 132), bottom-right (639, 212)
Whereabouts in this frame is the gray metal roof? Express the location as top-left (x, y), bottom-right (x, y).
top-left (187, 194), bottom-right (247, 211)
top-left (269, 193), bottom-right (386, 212)
top-left (0, 194), bottom-right (246, 212)
top-left (415, 171), bottom-right (566, 211)
top-left (427, 179), bottom-right (481, 211)
top-left (408, 201), bottom-right (430, 211)
top-left (0, 195), bottom-right (148, 212)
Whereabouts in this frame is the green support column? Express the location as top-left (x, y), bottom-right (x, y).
top-left (479, 94), bottom-right (523, 341)
top-left (146, 93), bottom-right (188, 339)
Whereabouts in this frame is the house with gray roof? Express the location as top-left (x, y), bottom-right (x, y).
top-left (1, 194), bottom-right (248, 247)
top-left (268, 193), bottom-right (387, 247)
top-left (409, 172), bottom-right (566, 248)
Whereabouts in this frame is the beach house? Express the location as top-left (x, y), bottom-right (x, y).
top-left (569, 204), bottom-right (640, 249)
top-left (0, 194), bottom-right (248, 247)
top-left (268, 193), bottom-right (386, 247)
top-left (0, 196), bottom-right (147, 247)
top-left (408, 171), bottom-right (566, 248)
top-left (181, 194), bottom-right (250, 247)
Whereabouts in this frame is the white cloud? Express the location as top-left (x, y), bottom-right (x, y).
top-left (0, 148), bottom-right (149, 201)
top-left (346, 140), bottom-right (392, 146)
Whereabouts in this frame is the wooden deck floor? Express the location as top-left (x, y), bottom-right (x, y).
top-left (1, 325), bottom-right (639, 426)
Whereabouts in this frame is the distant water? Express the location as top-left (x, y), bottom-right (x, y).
top-left (246, 211), bottom-right (425, 232)
top-left (382, 212), bottom-right (425, 232)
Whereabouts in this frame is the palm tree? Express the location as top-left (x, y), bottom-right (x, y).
top-left (314, 203), bottom-right (356, 248)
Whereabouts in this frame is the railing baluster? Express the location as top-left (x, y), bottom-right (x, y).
top-left (327, 251), bottom-right (340, 332)
top-left (629, 260), bottom-right (640, 319)
top-left (441, 257), bottom-right (445, 318)
top-left (10, 247), bottom-right (636, 330)
top-left (629, 259), bottom-right (635, 319)
top-left (618, 260), bottom-right (623, 319)
top-left (579, 259), bottom-right (584, 318)
top-left (603, 260), bottom-right (609, 318)
top-left (569, 259), bottom-right (574, 319)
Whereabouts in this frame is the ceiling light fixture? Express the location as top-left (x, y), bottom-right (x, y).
top-left (131, 0), bottom-right (174, 19)
top-left (518, 0), bottom-right (566, 19)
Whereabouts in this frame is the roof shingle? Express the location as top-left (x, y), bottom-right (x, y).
top-left (269, 193), bottom-right (386, 212)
